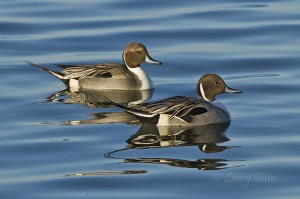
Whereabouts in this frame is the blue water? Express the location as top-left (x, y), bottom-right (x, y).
top-left (1, 0), bottom-right (300, 198)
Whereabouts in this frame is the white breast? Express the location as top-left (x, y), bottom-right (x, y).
top-left (127, 67), bottom-right (153, 90)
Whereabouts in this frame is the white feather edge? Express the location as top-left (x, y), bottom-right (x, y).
top-left (125, 109), bottom-right (156, 118)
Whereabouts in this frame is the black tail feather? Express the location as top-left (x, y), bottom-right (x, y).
top-left (104, 98), bottom-right (159, 124)
top-left (25, 60), bottom-right (69, 86)
top-left (25, 60), bottom-right (52, 74)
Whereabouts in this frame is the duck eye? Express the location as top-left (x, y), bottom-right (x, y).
top-left (137, 50), bottom-right (141, 54)
top-left (215, 81), bottom-right (219, 85)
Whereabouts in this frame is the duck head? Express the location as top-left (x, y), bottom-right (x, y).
top-left (197, 74), bottom-right (242, 101)
top-left (122, 43), bottom-right (162, 68)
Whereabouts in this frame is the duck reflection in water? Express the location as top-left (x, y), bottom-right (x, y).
top-left (105, 122), bottom-right (243, 171)
top-left (126, 122), bottom-right (231, 151)
top-left (66, 122), bottom-right (242, 177)
top-left (46, 88), bottom-right (153, 108)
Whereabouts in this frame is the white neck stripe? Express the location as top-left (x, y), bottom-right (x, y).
top-left (200, 83), bottom-right (210, 101)
top-left (123, 52), bottom-right (130, 69)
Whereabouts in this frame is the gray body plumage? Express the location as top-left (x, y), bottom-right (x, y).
top-left (27, 61), bottom-right (144, 90)
top-left (60, 63), bottom-right (143, 90)
top-left (111, 96), bottom-right (231, 126)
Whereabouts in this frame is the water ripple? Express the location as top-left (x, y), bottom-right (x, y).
top-left (1, 0), bottom-right (300, 198)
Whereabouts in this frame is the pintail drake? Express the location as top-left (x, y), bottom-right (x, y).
top-left (26, 42), bottom-right (162, 91)
top-left (108, 74), bottom-right (242, 126)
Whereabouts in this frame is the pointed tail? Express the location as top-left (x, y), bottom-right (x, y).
top-left (105, 98), bottom-right (157, 124)
top-left (25, 60), bottom-right (65, 80)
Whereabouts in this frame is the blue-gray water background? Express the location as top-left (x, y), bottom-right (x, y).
top-left (1, 0), bottom-right (300, 198)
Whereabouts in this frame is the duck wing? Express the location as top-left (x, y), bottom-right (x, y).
top-left (57, 63), bottom-right (126, 79)
top-left (128, 96), bottom-right (208, 119)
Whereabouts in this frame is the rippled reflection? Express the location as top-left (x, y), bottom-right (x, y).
top-left (105, 122), bottom-right (243, 170)
top-left (66, 170), bottom-right (147, 177)
top-left (126, 122), bottom-right (231, 150)
top-left (47, 88), bottom-right (153, 108)
top-left (64, 111), bottom-right (139, 125)
top-left (124, 158), bottom-right (241, 170)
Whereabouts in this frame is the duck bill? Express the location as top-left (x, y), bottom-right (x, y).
top-left (225, 86), bottom-right (242, 94)
top-left (145, 54), bottom-right (162, 65)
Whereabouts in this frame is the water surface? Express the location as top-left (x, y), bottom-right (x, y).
top-left (1, 0), bottom-right (300, 198)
